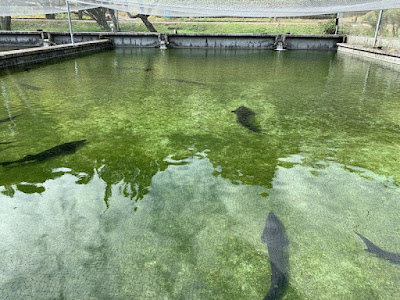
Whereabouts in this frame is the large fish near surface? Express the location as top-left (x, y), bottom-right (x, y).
top-left (261, 212), bottom-right (289, 300)
top-left (356, 232), bottom-right (400, 264)
top-left (0, 114), bottom-right (22, 124)
top-left (232, 106), bottom-right (263, 133)
top-left (0, 139), bottom-right (86, 167)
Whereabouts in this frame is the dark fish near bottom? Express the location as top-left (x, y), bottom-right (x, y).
top-left (356, 232), bottom-right (400, 264)
top-left (19, 83), bottom-right (42, 91)
top-left (0, 139), bottom-right (86, 167)
top-left (232, 106), bottom-right (263, 133)
top-left (169, 78), bottom-right (206, 85)
top-left (0, 141), bottom-right (14, 145)
top-left (0, 114), bottom-right (22, 124)
top-left (261, 212), bottom-right (289, 300)
top-left (117, 67), bottom-right (153, 71)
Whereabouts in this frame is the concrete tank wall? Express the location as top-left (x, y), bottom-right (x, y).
top-left (0, 40), bottom-right (113, 70)
top-left (0, 31), bottom-right (344, 50)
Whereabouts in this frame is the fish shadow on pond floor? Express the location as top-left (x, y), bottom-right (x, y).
top-left (232, 106), bottom-right (265, 134)
top-left (116, 67), bottom-right (153, 72)
top-left (356, 232), bottom-right (400, 264)
top-left (0, 114), bottom-right (22, 124)
top-left (0, 139), bottom-right (86, 167)
top-left (261, 212), bottom-right (289, 300)
top-left (19, 83), bottom-right (42, 91)
top-left (168, 78), bottom-right (206, 85)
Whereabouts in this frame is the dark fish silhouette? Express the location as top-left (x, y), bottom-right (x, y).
top-left (0, 141), bottom-right (14, 145)
top-left (261, 212), bottom-right (289, 300)
top-left (117, 67), bottom-right (152, 71)
top-left (169, 79), bottom-right (206, 85)
top-left (0, 139), bottom-right (86, 167)
top-left (232, 106), bottom-right (263, 133)
top-left (0, 114), bottom-right (22, 124)
top-left (19, 83), bottom-right (42, 91)
top-left (356, 232), bottom-right (400, 264)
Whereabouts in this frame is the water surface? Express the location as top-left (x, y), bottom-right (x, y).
top-left (1, 48), bottom-right (400, 299)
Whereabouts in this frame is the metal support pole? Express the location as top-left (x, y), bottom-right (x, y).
top-left (335, 13), bottom-right (340, 35)
top-left (116, 10), bottom-right (120, 32)
top-left (66, 1), bottom-right (75, 45)
top-left (373, 9), bottom-right (383, 47)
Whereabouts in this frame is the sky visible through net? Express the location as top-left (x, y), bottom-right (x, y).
top-left (1, 0), bottom-right (400, 17)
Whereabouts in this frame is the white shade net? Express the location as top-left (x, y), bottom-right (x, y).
top-left (1, 0), bottom-right (400, 17)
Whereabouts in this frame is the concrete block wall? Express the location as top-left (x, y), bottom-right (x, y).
top-left (0, 40), bottom-right (113, 70)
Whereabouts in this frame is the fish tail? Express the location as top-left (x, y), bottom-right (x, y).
top-left (355, 232), bottom-right (383, 253)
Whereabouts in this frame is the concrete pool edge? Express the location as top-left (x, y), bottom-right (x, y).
top-left (0, 31), bottom-right (344, 50)
top-left (0, 39), bottom-right (113, 70)
top-left (337, 43), bottom-right (400, 65)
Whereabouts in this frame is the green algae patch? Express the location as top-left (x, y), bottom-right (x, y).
top-left (1, 49), bottom-right (400, 299)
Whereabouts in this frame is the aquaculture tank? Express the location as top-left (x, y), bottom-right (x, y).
top-left (1, 48), bottom-right (400, 299)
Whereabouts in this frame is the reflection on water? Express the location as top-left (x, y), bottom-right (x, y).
top-left (0, 49), bottom-right (400, 299)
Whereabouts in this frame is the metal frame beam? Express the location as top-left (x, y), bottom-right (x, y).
top-left (66, 0), bottom-right (75, 45)
top-left (373, 9), bottom-right (383, 47)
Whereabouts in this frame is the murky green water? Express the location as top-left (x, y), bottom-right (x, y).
top-left (1, 48), bottom-right (400, 299)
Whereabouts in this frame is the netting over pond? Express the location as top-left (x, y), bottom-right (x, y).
top-left (1, 0), bottom-right (400, 17)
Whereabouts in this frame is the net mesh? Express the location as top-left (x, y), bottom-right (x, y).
top-left (1, 0), bottom-right (400, 17)
top-left (339, 9), bottom-right (400, 48)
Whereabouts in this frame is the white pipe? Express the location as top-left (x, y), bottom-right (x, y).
top-left (373, 10), bottom-right (383, 47)
top-left (66, 1), bottom-right (75, 45)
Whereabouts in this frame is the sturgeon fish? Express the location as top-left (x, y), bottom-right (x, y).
top-left (261, 212), bottom-right (289, 300)
top-left (356, 232), bottom-right (400, 264)
top-left (169, 78), bottom-right (206, 85)
top-left (19, 83), bottom-right (42, 91)
top-left (117, 67), bottom-right (153, 72)
top-left (232, 106), bottom-right (263, 133)
top-left (0, 139), bottom-right (86, 167)
top-left (0, 114), bottom-right (22, 124)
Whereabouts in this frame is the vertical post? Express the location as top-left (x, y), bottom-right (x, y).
top-left (335, 13), bottom-right (340, 35)
top-left (373, 9), bottom-right (383, 47)
top-left (116, 10), bottom-right (120, 32)
top-left (66, 1), bottom-right (75, 45)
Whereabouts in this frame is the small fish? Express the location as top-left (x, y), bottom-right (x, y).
top-left (19, 83), bottom-right (42, 91)
top-left (0, 139), bottom-right (86, 167)
top-left (0, 141), bottom-right (15, 145)
top-left (169, 79), bottom-right (206, 85)
top-left (356, 232), bottom-right (400, 264)
top-left (232, 106), bottom-right (263, 133)
top-left (0, 114), bottom-right (22, 124)
top-left (261, 212), bottom-right (289, 300)
top-left (117, 67), bottom-right (152, 72)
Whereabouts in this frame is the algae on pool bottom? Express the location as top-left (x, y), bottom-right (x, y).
top-left (0, 48), bottom-right (400, 299)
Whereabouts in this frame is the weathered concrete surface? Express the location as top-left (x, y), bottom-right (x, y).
top-left (0, 31), bottom-right (344, 50)
top-left (337, 43), bottom-right (400, 65)
top-left (0, 31), bottom-right (42, 47)
top-left (167, 33), bottom-right (276, 49)
top-left (285, 34), bottom-right (343, 49)
top-left (0, 40), bottom-right (113, 70)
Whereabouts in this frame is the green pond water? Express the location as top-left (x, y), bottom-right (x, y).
top-left (0, 48), bottom-right (400, 299)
